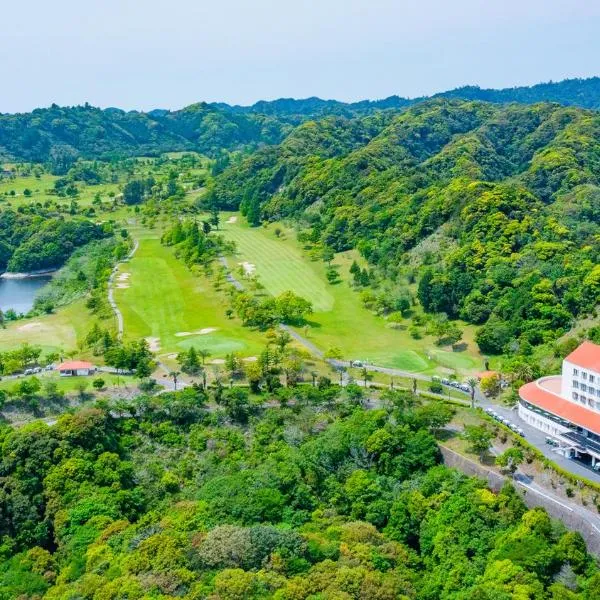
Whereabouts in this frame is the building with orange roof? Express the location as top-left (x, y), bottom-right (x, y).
top-left (519, 340), bottom-right (600, 466)
top-left (58, 360), bottom-right (95, 377)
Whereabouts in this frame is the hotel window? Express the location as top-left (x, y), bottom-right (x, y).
top-left (581, 396), bottom-right (587, 404)
top-left (573, 392), bottom-right (579, 400)
top-left (581, 384), bottom-right (587, 393)
top-left (574, 368), bottom-right (579, 376)
top-left (591, 375), bottom-right (596, 383)
top-left (590, 387), bottom-right (596, 396)
top-left (573, 380), bottom-right (579, 389)
top-left (590, 399), bottom-right (595, 407)
top-left (583, 372), bottom-right (588, 380)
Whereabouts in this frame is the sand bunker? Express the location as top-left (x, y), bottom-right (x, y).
top-left (174, 328), bottom-right (218, 337)
top-left (238, 261), bottom-right (256, 276)
top-left (210, 358), bottom-right (226, 365)
top-left (145, 337), bottom-right (161, 352)
top-left (17, 322), bottom-right (42, 332)
top-left (116, 283), bottom-right (130, 289)
top-left (226, 216), bottom-right (237, 224)
top-left (243, 356), bottom-right (258, 362)
top-left (117, 272), bottom-right (130, 281)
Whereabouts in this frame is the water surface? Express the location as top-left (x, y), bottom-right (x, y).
top-left (0, 276), bottom-right (51, 314)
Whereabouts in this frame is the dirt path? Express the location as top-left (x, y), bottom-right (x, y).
top-left (108, 239), bottom-right (139, 339)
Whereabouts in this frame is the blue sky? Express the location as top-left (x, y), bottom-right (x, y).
top-left (2, 0), bottom-right (600, 112)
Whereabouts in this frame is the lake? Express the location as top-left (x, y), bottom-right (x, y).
top-left (0, 276), bottom-right (51, 314)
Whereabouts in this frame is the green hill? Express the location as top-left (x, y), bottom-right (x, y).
top-left (3, 77), bottom-right (600, 167)
top-left (210, 99), bottom-right (600, 354)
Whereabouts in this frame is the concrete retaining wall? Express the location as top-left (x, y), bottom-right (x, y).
top-left (440, 446), bottom-right (600, 555)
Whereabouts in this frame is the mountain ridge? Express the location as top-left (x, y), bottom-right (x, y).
top-left (1, 77), bottom-right (600, 166)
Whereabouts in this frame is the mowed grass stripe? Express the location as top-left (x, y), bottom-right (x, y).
top-left (221, 220), bottom-right (334, 312)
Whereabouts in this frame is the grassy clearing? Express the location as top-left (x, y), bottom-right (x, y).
top-left (114, 233), bottom-right (265, 359)
top-left (0, 300), bottom-right (97, 356)
top-left (220, 215), bottom-right (485, 376)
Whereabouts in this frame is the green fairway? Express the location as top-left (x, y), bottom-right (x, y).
top-left (220, 217), bottom-right (334, 312)
top-left (114, 233), bottom-right (265, 358)
top-left (220, 215), bottom-right (484, 375)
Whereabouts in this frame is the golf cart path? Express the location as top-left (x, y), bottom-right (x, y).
top-left (108, 239), bottom-right (139, 339)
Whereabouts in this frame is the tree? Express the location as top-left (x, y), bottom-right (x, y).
top-left (322, 247), bottom-right (335, 266)
top-left (462, 425), bottom-right (493, 461)
top-left (210, 207), bottom-right (220, 230)
top-left (324, 347), bottom-right (343, 360)
top-left (345, 383), bottom-right (365, 406)
top-left (467, 377), bottom-right (478, 409)
top-left (122, 180), bottom-right (145, 205)
top-left (481, 373), bottom-right (501, 397)
top-left (361, 367), bottom-right (373, 388)
top-left (169, 371), bottom-right (181, 391)
top-left (415, 403), bottom-right (455, 433)
top-left (198, 349), bottom-right (211, 365)
top-left (178, 346), bottom-right (202, 375)
top-left (92, 378), bottom-right (105, 390)
top-left (496, 447), bottom-right (524, 475)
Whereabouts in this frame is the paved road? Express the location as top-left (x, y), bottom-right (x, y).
top-left (108, 239), bottom-right (139, 339)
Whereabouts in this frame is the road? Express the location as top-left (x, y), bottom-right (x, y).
top-left (108, 239), bottom-right (139, 340)
top-left (479, 396), bottom-right (600, 483)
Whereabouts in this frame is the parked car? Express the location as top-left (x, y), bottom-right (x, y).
top-left (441, 378), bottom-right (450, 385)
top-left (350, 360), bottom-right (363, 368)
top-left (516, 428), bottom-right (525, 437)
top-left (459, 384), bottom-right (470, 393)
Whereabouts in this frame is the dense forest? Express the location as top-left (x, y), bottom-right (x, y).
top-left (1, 390), bottom-right (599, 599)
top-left (0, 209), bottom-right (108, 273)
top-left (209, 99), bottom-right (600, 354)
top-left (2, 77), bottom-right (600, 166)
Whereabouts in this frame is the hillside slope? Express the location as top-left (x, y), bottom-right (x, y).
top-left (210, 99), bottom-right (600, 354)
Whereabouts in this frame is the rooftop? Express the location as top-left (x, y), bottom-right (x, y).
top-left (520, 377), bottom-right (600, 436)
top-left (564, 341), bottom-right (600, 373)
top-left (58, 361), bottom-right (94, 371)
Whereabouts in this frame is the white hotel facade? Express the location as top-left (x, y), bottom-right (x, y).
top-left (519, 341), bottom-right (600, 465)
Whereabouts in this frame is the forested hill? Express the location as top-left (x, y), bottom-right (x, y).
top-left (209, 99), bottom-right (600, 355)
top-left (2, 77), bottom-right (600, 166)
top-left (0, 103), bottom-right (295, 166)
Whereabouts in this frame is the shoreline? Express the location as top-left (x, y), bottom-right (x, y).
top-left (0, 269), bottom-right (57, 280)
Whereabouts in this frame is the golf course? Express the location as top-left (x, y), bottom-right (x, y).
top-left (219, 215), bottom-right (485, 375)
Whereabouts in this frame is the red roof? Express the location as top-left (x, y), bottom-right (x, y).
top-left (520, 379), bottom-right (600, 435)
top-left (58, 361), bottom-right (94, 371)
top-left (564, 341), bottom-right (600, 372)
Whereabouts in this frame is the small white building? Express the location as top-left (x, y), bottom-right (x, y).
top-left (58, 360), bottom-right (95, 377)
top-left (519, 341), bottom-right (600, 466)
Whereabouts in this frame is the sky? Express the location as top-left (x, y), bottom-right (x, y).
top-left (2, 0), bottom-right (600, 113)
